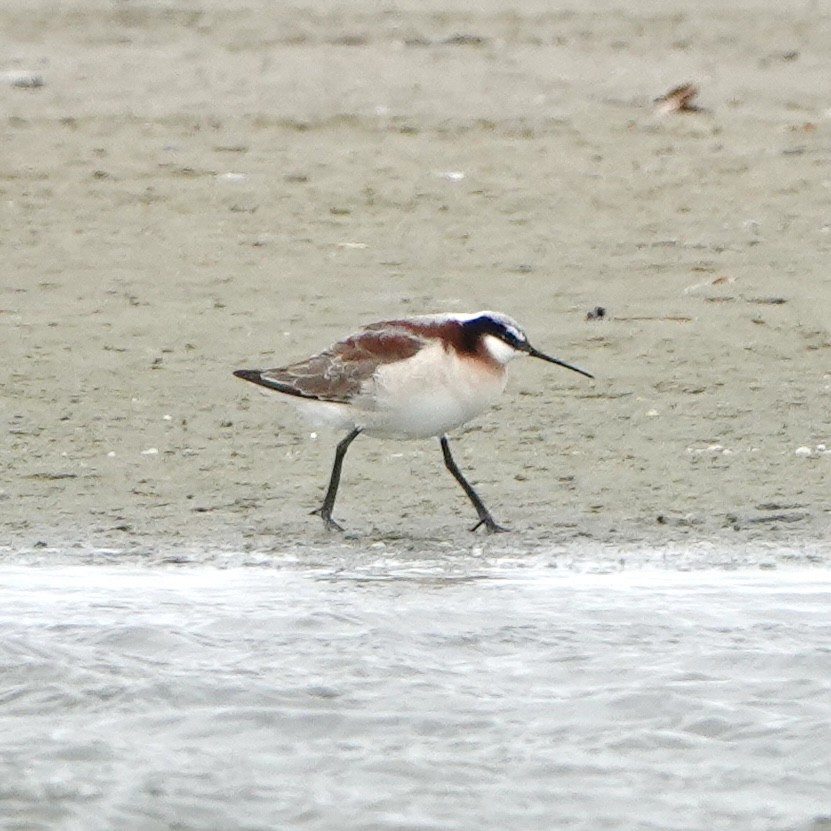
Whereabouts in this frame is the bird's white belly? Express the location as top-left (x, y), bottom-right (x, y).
top-left (292, 398), bottom-right (357, 432)
top-left (359, 344), bottom-right (507, 439)
top-left (282, 343), bottom-right (508, 439)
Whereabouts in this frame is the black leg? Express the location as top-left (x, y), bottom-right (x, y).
top-left (440, 436), bottom-right (508, 534)
top-left (312, 428), bottom-right (361, 531)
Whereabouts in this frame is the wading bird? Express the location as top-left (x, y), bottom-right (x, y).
top-left (234, 311), bottom-right (592, 533)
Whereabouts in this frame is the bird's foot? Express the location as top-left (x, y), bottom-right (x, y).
top-left (310, 507), bottom-right (345, 532)
top-left (470, 516), bottom-right (510, 534)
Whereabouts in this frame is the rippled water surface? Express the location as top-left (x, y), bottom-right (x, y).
top-left (2, 562), bottom-right (830, 831)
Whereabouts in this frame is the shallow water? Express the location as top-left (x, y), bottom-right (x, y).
top-left (2, 562), bottom-right (830, 831)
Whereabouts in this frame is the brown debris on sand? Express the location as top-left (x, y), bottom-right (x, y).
top-left (654, 83), bottom-right (702, 114)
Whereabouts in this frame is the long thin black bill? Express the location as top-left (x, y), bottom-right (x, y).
top-left (526, 345), bottom-right (594, 379)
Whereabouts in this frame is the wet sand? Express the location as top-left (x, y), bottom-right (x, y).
top-left (2, 0), bottom-right (830, 566)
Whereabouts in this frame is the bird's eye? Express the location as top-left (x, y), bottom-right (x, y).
top-left (505, 329), bottom-right (525, 347)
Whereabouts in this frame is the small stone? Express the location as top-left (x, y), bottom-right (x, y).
top-left (3, 70), bottom-right (44, 88)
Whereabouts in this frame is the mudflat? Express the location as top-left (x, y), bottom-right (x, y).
top-left (2, 0), bottom-right (829, 566)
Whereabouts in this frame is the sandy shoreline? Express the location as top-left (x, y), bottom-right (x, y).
top-left (2, 1), bottom-right (829, 566)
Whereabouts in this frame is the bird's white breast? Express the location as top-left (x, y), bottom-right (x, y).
top-left (357, 342), bottom-right (507, 439)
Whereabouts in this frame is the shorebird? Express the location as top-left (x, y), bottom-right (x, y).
top-left (234, 311), bottom-right (592, 533)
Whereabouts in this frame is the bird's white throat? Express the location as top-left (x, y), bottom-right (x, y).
top-left (482, 334), bottom-right (523, 365)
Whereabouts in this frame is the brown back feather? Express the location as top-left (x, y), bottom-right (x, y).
top-left (256, 326), bottom-right (426, 403)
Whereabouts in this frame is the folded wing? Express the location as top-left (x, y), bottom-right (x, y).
top-left (234, 325), bottom-right (426, 403)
